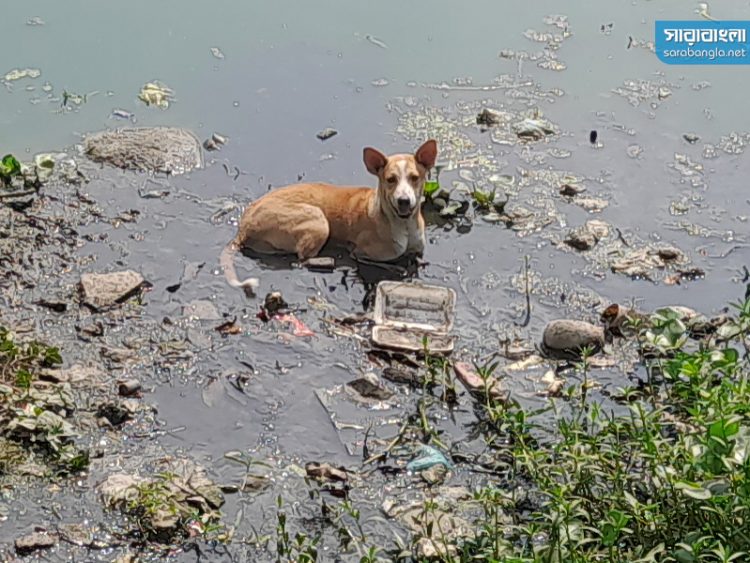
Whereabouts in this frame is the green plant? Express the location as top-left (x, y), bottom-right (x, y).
top-left (458, 297), bottom-right (750, 562)
top-left (0, 154), bottom-right (21, 186)
top-left (276, 495), bottom-right (320, 562)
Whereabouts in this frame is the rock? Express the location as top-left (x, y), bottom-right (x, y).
top-left (573, 196), bottom-right (609, 212)
top-left (346, 373), bottom-right (394, 401)
top-left (305, 462), bottom-right (348, 482)
top-left (100, 346), bottom-right (136, 364)
top-left (203, 132), bottom-right (227, 151)
top-left (97, 401), bottom-right (136, 426)
top-left (240, 474), bottom-right (271, 492)
top-left (184, 466), bottom-right (225, 510)
top-left (118, 378), bottom-right (142, 397)
top-left (182, 299), bottom-right (221, 320)
top-left (84, 127), bottom-right (203, 175)
top-left (655, 245), bottom-right (682, 262)
top-left (683, 133), bottom-right (700, 144)
top-left (476, 108), bottom-right (510, 127)
top-left (316, 128), bottom-right (338, 141)
top-left (80, 271), bottom-right (145, 310)
top-left (15, 531), bottom-right (57, 555)
top-left (559, 183), bottom-right (586, 196)
top-left (564, 229), bottom-right (597, 251)
top-left (541, 370), bottom-right (565, 396)
top-left (382, 366), bottom-right (422, 386)
top-left (98, 474), bottom-right (143, 508)
top-left (58, 523), bottom-right (93, 547)
top-left (564, 220), bottom-right (610, 251)
top-left (542, 320), bottom-right (605, 359)
top-left (453, 362), bottom-right (508, 404)
top-left (421, 464), bottom-right (448, 485)
top-left (416, 537), bottom-right (457, 560)
top-left (42, 364), bottom-right (105, 385)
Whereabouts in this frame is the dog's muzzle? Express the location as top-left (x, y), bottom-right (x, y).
top-left (396, 197), bottom-right (413, 218)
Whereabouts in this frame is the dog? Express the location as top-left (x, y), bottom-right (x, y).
top-left (220, 139), bottom-right (438, 294)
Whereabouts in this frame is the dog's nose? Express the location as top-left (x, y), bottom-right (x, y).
top-left (397, 197), bottom-right (412, 212)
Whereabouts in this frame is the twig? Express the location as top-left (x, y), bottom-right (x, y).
top-left (0, 189), bottom-right (37, 200)
top-left (516, 255), bottom-right (532, 327)
top-left (361, 420), bottom-right (409, 467)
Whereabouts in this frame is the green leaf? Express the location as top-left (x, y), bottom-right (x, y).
top-left (15, 368), bottom-right (33, 389)
top-left (424, 180), bottom-right (440, 197)
top-left (674, 481), bottom-right (712, 500)
top-left (0, 154), bottom-right (21, 177)
top-left (42, 346), bottom-right (63, 367)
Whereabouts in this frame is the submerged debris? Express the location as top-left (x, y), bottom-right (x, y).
top-left (84, 127), bottom-right (204, 175)
top-left (611, 245), bottom-right (687, 279)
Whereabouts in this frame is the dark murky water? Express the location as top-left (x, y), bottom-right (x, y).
top-left (3, 0), bottom-right (750, 559)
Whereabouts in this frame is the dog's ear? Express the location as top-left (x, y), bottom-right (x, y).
top-left (415, 139), bottom-right (438, 170)
top-left (363, 147), bottom-right (388, 176)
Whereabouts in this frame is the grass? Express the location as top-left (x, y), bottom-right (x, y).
top-left (457, 294), bottom-right (750, 562)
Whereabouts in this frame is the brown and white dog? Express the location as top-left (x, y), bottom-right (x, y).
top-left (220, 139), bottom-right (438, 294)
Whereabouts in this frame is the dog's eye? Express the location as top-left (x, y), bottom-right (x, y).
top-left (409, 174), bottom-right (419, 183)
top-left (387, 176), bottom-right (398, 184)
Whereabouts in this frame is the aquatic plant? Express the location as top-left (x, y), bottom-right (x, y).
top-left (0, 154), bottom-right (21, 187)
top-left (458, 295), bottom-right (750, 562)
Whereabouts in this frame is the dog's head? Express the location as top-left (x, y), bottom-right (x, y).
top-left (363, 140), bottom-right (438, 219)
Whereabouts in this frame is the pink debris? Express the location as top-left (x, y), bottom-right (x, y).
top-left (274, 313), bottom-right (314, 337)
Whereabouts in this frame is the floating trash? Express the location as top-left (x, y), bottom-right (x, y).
top-left (3, 68), bottom-right (41, 82)
top-left (138, 81), bottom-right (174, 109)
top-left (406, 444), bottom-right (454, 472)
top-left (371, 281), bottom-right (456, 354)
top-left (364, 34), bottom-right (388, 49)
top-left (110, 108), bottom-right (136, 122)
top-left (316, 128), bottom-right (338, 141)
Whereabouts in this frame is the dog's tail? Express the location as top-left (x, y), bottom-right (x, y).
top-left (220, 240), bottom-right (259, 294)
